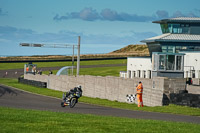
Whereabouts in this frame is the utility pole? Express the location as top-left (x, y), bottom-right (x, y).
top-left (77, 36), bottom-right (81, 76)
top-left (72, 45), bottom-right (74, 75)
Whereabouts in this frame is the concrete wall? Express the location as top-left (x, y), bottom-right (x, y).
top-left (187, 84), bottom-right (200, 94)
top-left (24, 74), bottom-right (48, 82)
top-left (163, 78), bottom-right (187, 105)
top-left (192, 78), bottom-right (200, 85)
top-left (24, 74), bottom-right (186, 107)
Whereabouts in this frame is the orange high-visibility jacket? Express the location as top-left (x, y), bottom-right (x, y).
top-left (26, 67), bottom-right (29, 72)
top-left (136, 83), bottom-right (143, 94)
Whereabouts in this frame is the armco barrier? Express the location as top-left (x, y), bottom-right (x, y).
top-left (170, 93), bottom-right (200, 108)
top-left (18, 77), bottom-right (47, 88)
top-left (24, 74), bottom-right (187, 107)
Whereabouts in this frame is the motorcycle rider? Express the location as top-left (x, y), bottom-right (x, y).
top-left (62, 85), bottom-right (82, 107)
top-left (66, 85), bottom-right (82, 97)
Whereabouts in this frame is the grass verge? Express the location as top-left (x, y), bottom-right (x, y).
top-left (0, 59), bottom-right (127, 70)
top-left (0, 78), bottom-right (200, 116)
top-left (0, 107), bottom-right (200, 133)
top-left (43, 66), bottom-right (126, 77)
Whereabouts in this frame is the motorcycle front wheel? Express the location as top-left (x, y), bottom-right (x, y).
top-left (70, 98), bottom-right (77, 108)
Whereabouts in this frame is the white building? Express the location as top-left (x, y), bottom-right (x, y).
top-left (121, 52), bottom-right (200, 79)
top-left (120, 17), bottom-right (200, 80)
top-left (126, 57), bottom-right (151, 79)
top-left (183, 52), bottom-right (200, 78)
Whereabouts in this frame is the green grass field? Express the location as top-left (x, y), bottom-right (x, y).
top-left (79, 66), bottom-right (126, 76)
top-left (1, 59), bottom-right (200, 132)
top-left (42, 66), bottom-right (126, 77)
top-left (0, 107), bottom-right (200, 133)
top-left (0, 59), bottom-right (127, 70)
top-left (0, 78), bottom-right (200, 116)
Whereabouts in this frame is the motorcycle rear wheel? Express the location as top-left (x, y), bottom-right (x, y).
top-left (61, 102), bottom-right (65, 107)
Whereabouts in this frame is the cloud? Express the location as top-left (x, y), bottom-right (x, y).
top-left (100, 8), bottom-right (156, 22)
top-left (0, 26), bottom-right (81, 44)
top-left (156, 10), bottom-right (169, 19)
top-left (0, 25), bottom-right (157, 46)
top-left (0, 25), bottom-right (158, 55)
top-left (54, 7), bottom-right (100, 21)
top-left (172, 10), bottom-right (198, 18)
top-left (79, 8), bottom-right (100, 21)
top-left (194, 9), bottom-right (200, 15)
top-left (54, 8), bottom-right (200, 22)
top-left (156, 10), bottom-right (199, 19)
top-left (54, 7), bottom-right (156, 22)
top-left (187, 12), bottom-right (198, 17)
top-left (172, 11), bottom-right (185, 17)
top-left (100, 8), bottom-right (121, 21)
top-left (0, 26), bottom-right (35, 42)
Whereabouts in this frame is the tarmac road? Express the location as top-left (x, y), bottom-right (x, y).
top-left (0, 84), bottom-right (200, 124)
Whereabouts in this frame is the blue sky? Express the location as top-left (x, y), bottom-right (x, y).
top-left (1, 0), bottom-right (200, 56)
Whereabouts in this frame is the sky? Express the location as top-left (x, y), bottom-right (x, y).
top-left (1, 0), bottom-right (200, 56)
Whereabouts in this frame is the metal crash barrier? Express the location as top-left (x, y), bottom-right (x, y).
top-left (18, 77), bottom-right (47, 88)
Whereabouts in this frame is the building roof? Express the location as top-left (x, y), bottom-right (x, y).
top-left (153, 17), bottom-right (200, 24)
top-left (141, 33), bottom-right (200, 43)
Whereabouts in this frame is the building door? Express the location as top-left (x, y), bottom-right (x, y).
top-left (128, 70), bottom-right (131, 78)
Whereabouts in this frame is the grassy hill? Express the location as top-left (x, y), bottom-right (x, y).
top-left (108, 44), bottom-right (149, 56)
top-left (0, 44), bottom-right (149, 61)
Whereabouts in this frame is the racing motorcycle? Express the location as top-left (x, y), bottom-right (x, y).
top-left (61, 86), bottom-right (82, 108)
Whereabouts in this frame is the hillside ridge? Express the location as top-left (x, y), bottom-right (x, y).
top-left (0, 44), bottom-right (149, 61)
top-left (110, 44), bottom-right (148, 53)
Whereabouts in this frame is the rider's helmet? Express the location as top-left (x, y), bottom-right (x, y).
top-left (77, 85), bottom-right (82, 92)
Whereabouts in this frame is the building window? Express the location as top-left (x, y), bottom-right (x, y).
top-left (143, 71), bottom-right (146, 78)
top-left (161, 23), bottom-right (190, 34)
top-left (176, 56), bottom-right (182, 71)
top-left (169, 24), bottom-right (181, 33)
top-left (175, 46), bottom-right (181, 53)
top-left (188, 46), bottom-right (195, 51)
top-left (159, 55), bottom-right (166, 70)
top-left (153, 53), bottom-right (184, 73)
top-left (152, 54), bottom-right (156, 71)
top-left (176, 46), bottom-right (187, 53)
top-left (166, 55), bottom-right (175, 70)
top-left (163, 45), bottom-right (200, 53)
top-left (128, 70), bottom-right (131, 78)
top-left (162, 45), bottom-right (175, 53)
top-left (162, 46), bottom-right (167, 53)
top-left (168, 46), bottom-right (175, 53)
top-left (160, 24), bottom-right (169, 33)
top-left (137, 70), bottom-right (141, 78)
top-left (180, 46), bottom-right (187, 51)
top-left (194, 46), bottom-right (200, 51)
top-left (132, 71), bottom-right (136, 77)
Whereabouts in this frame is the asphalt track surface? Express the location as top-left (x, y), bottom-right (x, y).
top-left (0, 84), bottom-right (200, 124)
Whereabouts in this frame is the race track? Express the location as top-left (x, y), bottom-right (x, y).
top-left (0, 84), bottom-right (200, 124)
top-left (0, 64), bottom-right (126, 78)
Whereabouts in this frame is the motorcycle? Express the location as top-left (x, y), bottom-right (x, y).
top-left (61, 86), bottom-right (82, 108)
